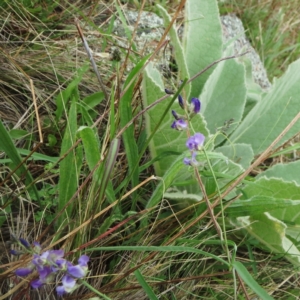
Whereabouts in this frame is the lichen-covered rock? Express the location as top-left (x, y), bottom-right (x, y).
top-left (112, 9), bottom-right (271, 90)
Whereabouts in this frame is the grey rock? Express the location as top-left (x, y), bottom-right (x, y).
top-left (112, 9), bottom-right (271, 90)
top-left (221, 15), bottom-right (271, 90)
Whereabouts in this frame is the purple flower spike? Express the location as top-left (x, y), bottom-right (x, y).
top-left (178, 94), bottom-right (184, 109)
top-left (171, 119), bottom-right (188, 131)
top-left (190, 98), bottom-right (201, 114)
top-left (165, 88), bottom-right (173, 95)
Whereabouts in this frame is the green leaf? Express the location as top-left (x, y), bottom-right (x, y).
top-left (183, 0), bottom-right (223, 98)
top-left (55, 63), bottom-right (89, 122)
top-left (156, 4), bottom-right (190, 97)
top-left (201, 48), bottom-right (247, 140)
top-left (230, 58), bottom-right (300, 154)
top-left (239, 55), bottom-right (264, 118)
top-left (142, 62), bottom-right (209, 176)
top-left (241, 177), bottom-right (300, 225)
top-left (82, 91), bottom-right (105, 110)
top-left (234, 213), bottom-right (300, 266)
top-left (0, 149), bottom-right (58, 164)
top-left (9, 129), bottom-right (30, 139)
top-left (0, 120), bottom-right (39, 200)
top-left (146, 153), bottom-right (186, 209)
top-left (120, 55), bottom-right (150, 199)
top-left (134, 269), bottom-right (159, 300)
top-left (78, 126), bottom-right (100, 172)
top-left (231, 177), bottom-right (300, 265)
top-left (232, 261), bottom-right (274, 300)
top-left (227, 196), bottom-right (300, 217)
top-left (57, 97), bottom-right (79, 224)
top-left (216, 143), bottom-right (254, 170)
top-left (257, 160), bottom-right (300, 185)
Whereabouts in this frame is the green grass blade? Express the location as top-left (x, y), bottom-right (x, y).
top-left (78, 126), bottom-right (101, 179)
top-left (57, 96), bottom-right (79, 226)
top-left (0, 148), bottom-right (58, 164)
top-left (134, 269), bottom-right (159, 300)
top-left (232, 261), bottom-right (274, 300)
top-left (0, 120), bottom-right (39, 200)
top-left (97, 138), bottom-right (120, 203)
top-left (85, 245), bottom-right (229, 266)
top-left (120, 55), bottom-right (150, 209)
top-left (55, 63), bottom-right (89, 122)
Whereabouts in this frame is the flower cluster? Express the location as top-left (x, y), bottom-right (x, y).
top-left (169, 92), bottom-right (201, 131)
top-left (183, 133), bottom-right (205, 166)
top-left (12, 237), bottom-right (89, 296)
top-left (168, 91), bottom-right (205, 166)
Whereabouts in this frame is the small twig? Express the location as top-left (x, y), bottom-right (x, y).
top-left (194, 168), bottom-right (223, 240)
top-left (29, 79), bottom-right (43, 143)
top-left (236, 271), bottom-right (251, 300)
top-left (75, 19), bottom-right (109, 101)
top-left (187, 51), bottom-right (249, 85)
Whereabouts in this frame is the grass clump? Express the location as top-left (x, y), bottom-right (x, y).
top-left (0, 1), bottom-right (300, 299)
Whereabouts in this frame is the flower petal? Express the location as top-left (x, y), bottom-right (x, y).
top-left (67, 265), bottom-right (86, 278)
top-left (56, 285), bottom-right (66, 296)
top-left (15, 267), bottom-right (33, 277)
top-left (58, 274), bottom-right (78, 294)
top-left (178, 94), bottom-right (184, 109)
top-left (183, 158), bottom-right (191, 165)
top-left (31, 279), bottom-right (44, 289)
top-left (10, 249), bottom-right (23, 256)
top-left (19, 238), bottom-right (30, 249)
top-left (171, 110), bottom-right (179, 120)
top-left (193, 133), bottom-right (205, 149)
top-left (190, 98), bottom-right (201, 114)
top-left (171, 119), bottom-right (187, 131)
top-left (78, 255), bottom-right (89, 266)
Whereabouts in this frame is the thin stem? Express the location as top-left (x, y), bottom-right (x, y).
top-left (194, 167), bottom-right (223, 241)
top-left (202, 148), bottom-right (231, 263)
top-left (75, 19), bottom-right (109, 101)
top-left (80, 279), bottom-right (112, 300)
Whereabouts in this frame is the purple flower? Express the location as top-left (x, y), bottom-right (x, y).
top-left (171, 110), bottom-right (179, 120)
top-left (36, 265), bottom-right (52, 281)
top-left (171, 119), bottom-right (188, 131)
top-left (67, 255), bottom-right (89, 278)
top-left (183, 157), bottom-right (192, 165)
top-left (183, 152), bottom-right (199, 166)
top-left (31, 278), bottom-right (44, 289)
top-left (56, 274), bottom-right (77, 296)
top-left (15, 266), bottom-right (34, 277)
top-left (10, 249), bottom-right (23, 256)
top-left (186, 133), bottom-right (205, 151)
top-left (190, 98), bottom-right (201, 114)
top-left (13, 237), bottom-right (90, 296)
top-left (19, 238), bottom-right (31, 249)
